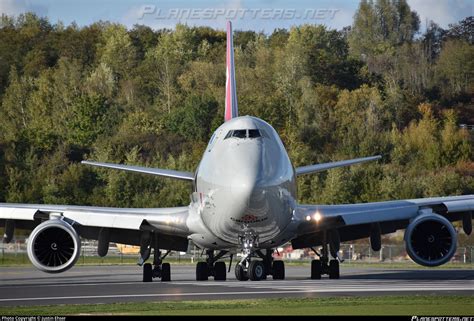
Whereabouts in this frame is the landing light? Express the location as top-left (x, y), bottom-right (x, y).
top-left (306, 212), bottom-right (322, 222)
top-left (313, 212), bottom-right (322, 222)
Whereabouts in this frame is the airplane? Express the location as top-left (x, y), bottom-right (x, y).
top-left (1, 21), bottom-right (473, 283)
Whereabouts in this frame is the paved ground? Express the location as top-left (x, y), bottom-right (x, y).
top-left (0, 265), bottom-right (472, 306)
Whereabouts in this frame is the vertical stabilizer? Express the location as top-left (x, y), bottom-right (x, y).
top-left (225, 21), bottom-right (238, 121)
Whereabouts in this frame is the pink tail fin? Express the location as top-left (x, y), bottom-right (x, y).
top-left (225, 21), bottom-right (238, 121)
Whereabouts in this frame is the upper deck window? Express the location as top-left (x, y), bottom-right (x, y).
top-left (224, 129), bottom-right (262, 139)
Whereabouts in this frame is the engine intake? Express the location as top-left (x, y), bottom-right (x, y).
top-left (404, 213), bottom-right (457, 267)
top-left (27, 219), bottom-right (81, 273)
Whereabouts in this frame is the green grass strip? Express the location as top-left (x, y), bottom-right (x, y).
top-left (0, 295), bottom-right (472, 315)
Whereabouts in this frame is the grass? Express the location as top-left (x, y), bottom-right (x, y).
top-left (0, 296), bottom-right (472, 315)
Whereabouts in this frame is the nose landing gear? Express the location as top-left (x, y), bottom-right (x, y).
top-left (235, 249), bottom-right (285, 281)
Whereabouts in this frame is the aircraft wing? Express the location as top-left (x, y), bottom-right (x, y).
top-left (81, 161), bottom-right (194, 181)
top-left (295, 155), bottom-right (382, 176)
top-left (292, 195), bottom-right (474, 248)
top-left (0, 203), bottom-right (191, 250)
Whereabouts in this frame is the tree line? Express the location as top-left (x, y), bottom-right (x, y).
top-left (0, 1), bottom-right (472, 212)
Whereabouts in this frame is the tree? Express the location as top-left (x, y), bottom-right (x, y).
top-left (166, 94), bottom-right (218, 141)
top-left (446, 16), bottom-right (473, 44)
top-left (320, 168), bottom-right (354, 204)
top-left (85, 62), bottom-right (116, 98)
top-left (99, 24), bottom-right (137, 80)
top-left (436, 39), bottom-right (474, 96)
top-left (440, 110), bottom-right (471, 166)
top-left (0, 15), bottom-right (472, 216)
top-left (422, 21), bottom-right (446, 61)
top-left (66, 94), bottom-right (111, 148)
top-left (284, 24), bottom-right (361, 88)
top-left (149, 24), bottom-right (196, 113)
top-left (333, 85), bottom-right (388, 157)
top-left (349, 0), bottom-right (420, 70)
top-left (0, 68), bottom-right (33, 142)
top-left (390, 103), bottom-right (441, 170)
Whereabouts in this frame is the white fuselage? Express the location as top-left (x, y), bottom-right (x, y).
top-left (190, 116), bottom-right (297, 250)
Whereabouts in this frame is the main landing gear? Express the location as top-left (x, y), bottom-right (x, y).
top-left (235, 249), bottom-right (285, 281)
top-left (193, 248), bottom-right (285, 282)
top-left (143, 249), bottom-right (171, 282)
top-left (196, 250), bottom-right (229, 281)
top-left (310, 232), bottom-right (340, 279)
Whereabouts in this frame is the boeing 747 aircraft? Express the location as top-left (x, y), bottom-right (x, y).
top-left (1, 22), bottom-right (472, 282)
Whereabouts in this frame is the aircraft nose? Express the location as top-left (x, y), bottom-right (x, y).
top-left (229, 164), bottom-right (270, 222)
top-left (230, 167), bottom-right (260, 205)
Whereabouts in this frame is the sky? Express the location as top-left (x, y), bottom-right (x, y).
top-left (0, 0), bottom-right (472, 33)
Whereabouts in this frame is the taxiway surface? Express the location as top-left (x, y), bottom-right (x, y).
top-left (0, 265), bottom-right (472, 306)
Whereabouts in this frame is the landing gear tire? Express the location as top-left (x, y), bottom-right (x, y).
top-left (161, 263), bottom-right (171, 282)
top-left (214, 261), bottom-right (227, 281)
top-left (196, 261), bottom-right (209, 281)
top-left (249, 261), bottom-right (265, 281)
top-left (311, 260), bottom-right (322, 279)
top-left (329, 259), bottom-right (340, 279)
top-left (235, 264), bottom-right (248, 281)
top-left (272, 260), bottom-right (285, 280)
top-left (143, 263), bottom-right (153, 282)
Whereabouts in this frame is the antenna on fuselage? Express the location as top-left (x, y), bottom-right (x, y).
top-left (225, 21), bottom-right (238, 122)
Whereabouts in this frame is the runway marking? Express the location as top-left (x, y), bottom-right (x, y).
top-left (173, 280), bottom-right (473, 288)
top-left (0, 281), bottom-right (142, 288)
top-left (0, 286), bottom-right (472, 303)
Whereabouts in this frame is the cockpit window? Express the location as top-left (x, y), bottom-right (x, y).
top-left (224, 131), bottom-right (233, 139)
top-left (232, 130), bottom-right (247, 138)
top-left (224, 129), bottom-right (263, 139)
top-left (248, 129), bottom-right (261, 138)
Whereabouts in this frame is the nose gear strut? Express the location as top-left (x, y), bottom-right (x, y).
top-left (235, 246), bottom-right (285, 281)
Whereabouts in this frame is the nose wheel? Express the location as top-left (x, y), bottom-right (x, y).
top-left (248, 261), bottom-right (265, 281)
top-left (234, 249), bottom-right (285, 281)
top-left (235, 263), bottom-right (249, 281)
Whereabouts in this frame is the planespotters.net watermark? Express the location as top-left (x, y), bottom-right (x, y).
top-left (137, 6), bottom-right (340, 20)
top-left (411, 317), bottom-right (474, 321)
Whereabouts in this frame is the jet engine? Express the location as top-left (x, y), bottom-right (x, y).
top-left (404, 213), bottom-right (457, 267)
top-left (27, 219), bottom-right (81, 273)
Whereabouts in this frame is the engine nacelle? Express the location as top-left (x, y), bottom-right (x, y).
top-left (404, 213), bottom-right (457, 267)
top-left (27, 219), bottom-right (81, 273)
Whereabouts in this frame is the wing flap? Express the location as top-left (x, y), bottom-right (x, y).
top-left (443, 199), bottom-right (474, 212)
top-left (0, 207), bottom-right (38, 220)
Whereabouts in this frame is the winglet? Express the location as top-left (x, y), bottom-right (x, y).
top-left (225, 21), bottom-right (238, 121)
